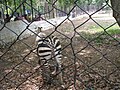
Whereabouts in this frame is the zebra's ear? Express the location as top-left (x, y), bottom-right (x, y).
top-left (38, 27), bottom-right (42, 33)
top-left (36, 27), bottom-right (42, 34)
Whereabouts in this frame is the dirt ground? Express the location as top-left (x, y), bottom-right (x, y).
top-left (0, 14), bottom-right (120, 90)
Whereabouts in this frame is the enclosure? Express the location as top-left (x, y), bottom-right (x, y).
top-left (0, 0), bottom-right (120, 90)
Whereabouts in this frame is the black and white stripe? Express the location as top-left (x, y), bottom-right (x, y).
top-left (36, 32), bottom-right (62, 80)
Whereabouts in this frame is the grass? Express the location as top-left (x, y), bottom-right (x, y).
top-left (79, 24), bottom-right (120, 45)
top-left (89, 23), bottom-right (120, 34)
top-left (106, 28), bottom-right (120, 35)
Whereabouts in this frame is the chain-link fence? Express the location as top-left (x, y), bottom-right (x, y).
top-left (0, 0), bottom-right (120, 90)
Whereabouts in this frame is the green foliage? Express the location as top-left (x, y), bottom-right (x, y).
top-left (2, 0), bottom-right (107, 13)
top-left (58, 0), bottom-right (74, 7)
top-left (76, 0), bottom-right (94, 5)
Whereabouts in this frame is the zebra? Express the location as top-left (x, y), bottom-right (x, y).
top-left (35, 27), bottom-right (63, 84)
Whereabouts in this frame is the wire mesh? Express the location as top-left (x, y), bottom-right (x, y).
top-left (0, 0), bottom-right (120, 90)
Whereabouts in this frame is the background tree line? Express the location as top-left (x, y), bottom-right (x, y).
top-left (0, 0), bottom-right (120, 27)
top-left (0, 0), bottom-right (107, 17)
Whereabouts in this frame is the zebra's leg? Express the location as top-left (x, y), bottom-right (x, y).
top-left (51, 64), bottom-right (58, 75)
top-left (56, 59), bottom-right (63, 84)
top-left (41, 60), bottom-right (51, 84)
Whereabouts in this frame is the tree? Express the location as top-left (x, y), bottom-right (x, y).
top-left (2, 0), bottom-right (120, 27)
top-left (95, 0), bottom-right (105, 9)
top-left (110, 0), bottom-right (120, 27)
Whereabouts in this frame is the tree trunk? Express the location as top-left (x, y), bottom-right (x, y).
top-left (110, 0), bottom-right (120, 27)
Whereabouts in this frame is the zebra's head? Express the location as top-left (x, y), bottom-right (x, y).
top-left (36, 27), bottom-right (47, 42)
top-left (38, 27), bottom-right (42, 32)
